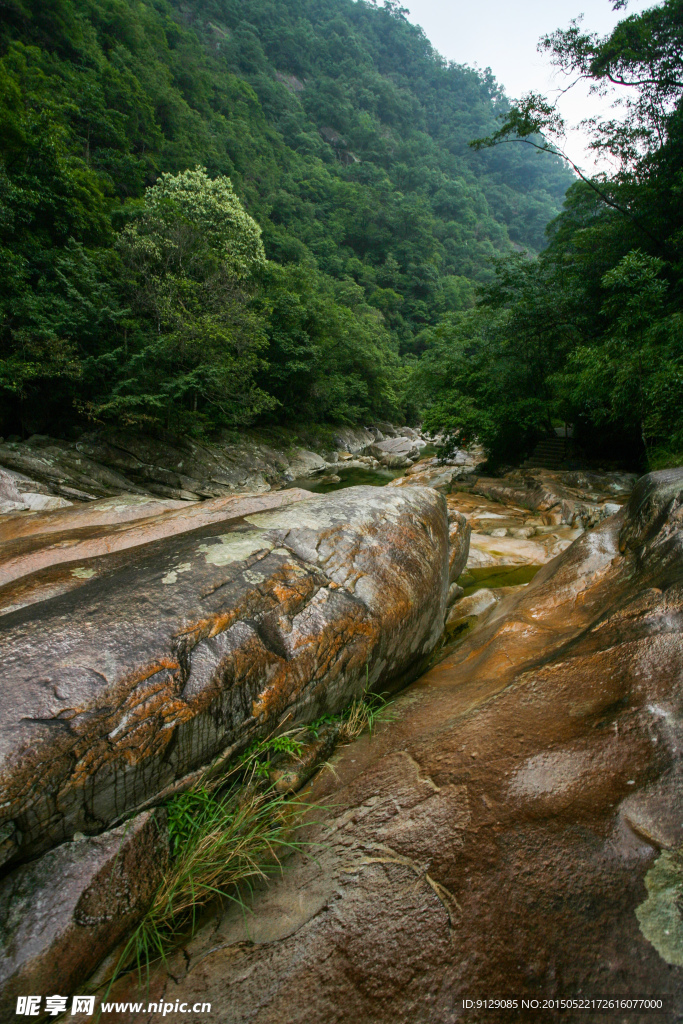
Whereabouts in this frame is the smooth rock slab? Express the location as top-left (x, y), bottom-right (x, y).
top-left (0, 489), bottom-right (310, 618)
top-left (0, 486), bottom-right (451, 866)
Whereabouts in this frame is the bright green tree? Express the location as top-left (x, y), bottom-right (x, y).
top-left (89, 168), bottom-right (273, 430)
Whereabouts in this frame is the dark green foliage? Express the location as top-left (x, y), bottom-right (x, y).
top-left (419, 253), bottom-right (577, 465)
top-left (424, 0), bottom-right (683, 470)
top-left (0, 0), bottom-right (572, 436)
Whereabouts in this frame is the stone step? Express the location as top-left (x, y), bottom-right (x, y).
top-left (523, 435), bottom-right (582, 471)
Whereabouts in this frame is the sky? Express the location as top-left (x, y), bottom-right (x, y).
top-left (402, 0), bottom-right (657, 172)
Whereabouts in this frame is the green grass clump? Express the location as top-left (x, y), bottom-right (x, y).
top-left (112, 738), bottom-right (311, 984)
top-left (109, 684), bottom-right (395, 988)
top-left (143, 787), bottom-right (302, 953)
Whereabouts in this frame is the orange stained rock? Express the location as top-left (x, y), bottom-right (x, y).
top-left (100, 472), bottom-right (683, 1022)
top-left (0, 485), bottom-right (451, 864)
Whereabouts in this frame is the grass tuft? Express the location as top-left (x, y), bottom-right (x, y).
top-left (106, 679), bottom-right (395, 993)
top-left (111, 750), bottom-right (312, 988)
top-left (337, 689), bottom-right (395, 742)
top-left (151, 787), bottom-right (302, 935)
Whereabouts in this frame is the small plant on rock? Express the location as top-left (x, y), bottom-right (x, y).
top-left (338, 688), bottom-right (395, 743)
top-left (107, 681), bottom-right (395, 992)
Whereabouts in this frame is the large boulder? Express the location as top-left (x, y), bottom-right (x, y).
top-left (368, 437), bottom-right (419, 462)
top-left (329, 426), bottom-right (377, 452)
top-left (386, 450), bottom-right (483, 493)
top-left (115, 471), bottom-right (683, 1020)
top-left (0, 485), bottom-right (452, 869)
top-left (285, 449), bottom-right (327, 480)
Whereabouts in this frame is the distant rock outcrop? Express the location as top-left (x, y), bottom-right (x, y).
top-left (0, 425), bottom-right (418, 505)
top-left (0, 432), bottom-right (328, 502)
top-left (470, 467), bottom-right (636, 528)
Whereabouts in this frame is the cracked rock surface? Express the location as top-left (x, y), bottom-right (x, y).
top-left (102, 470), bottom-right (683, 1023)
top-left (0, 485), bottom-right (451, 868)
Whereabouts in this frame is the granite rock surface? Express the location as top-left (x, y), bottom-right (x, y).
top-left (0, 485), bottom-right (453, 868)
top-left (101, 470), bottom-right (683, 1023)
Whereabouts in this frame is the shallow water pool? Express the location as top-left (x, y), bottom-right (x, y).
top-left (458, 563), bottom-right (542, 595)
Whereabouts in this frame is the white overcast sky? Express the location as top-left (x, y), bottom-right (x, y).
top-left (402, 0), bottom-right (658, 171)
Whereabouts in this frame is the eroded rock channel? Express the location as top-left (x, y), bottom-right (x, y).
top-left (0, 441), bottom-right (681, 1022)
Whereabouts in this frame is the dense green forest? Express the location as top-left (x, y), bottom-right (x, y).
top-left (0, 0), bottom-right (572, 439)
top-left (420, 0), bottom-right (683, 470)
top-left (3, 0), bottom-right (679, 472)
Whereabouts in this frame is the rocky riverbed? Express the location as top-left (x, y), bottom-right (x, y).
top-left (1, 426), bottom-right (678, 1023)
top-left (95, 468), bottom-right (683, 1024)
top-left (391, 456), bottom-right (637, 647)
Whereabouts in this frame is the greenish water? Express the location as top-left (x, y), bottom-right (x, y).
top-left (458, 564), bottom-right (542, 596)
top-left (298, 466), bottom-right (403, 493)
top-left (296, 444), bottom-right (438, 493)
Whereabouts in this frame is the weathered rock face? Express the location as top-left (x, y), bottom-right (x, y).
top-left (0, 810), bottom-right (167, 1020)
top-left (444, 585), bottom-right (499, 630)
top-left (0, 485), bottom-right (452, 869)
top-left (0, 432), bottom-right (325, 502)
top-left (112, 470), bottom-right (683, 1021)
top-left (471, 467), bottom-right (635, 527)
top-left (0, 426), bottom-right (418, 505)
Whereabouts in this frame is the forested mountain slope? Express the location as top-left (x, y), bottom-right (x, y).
top-left (0, 0), bottom-right (572, 437)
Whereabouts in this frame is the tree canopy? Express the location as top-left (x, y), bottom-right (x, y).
top-left (0, 0), bottom-right (573, 438)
